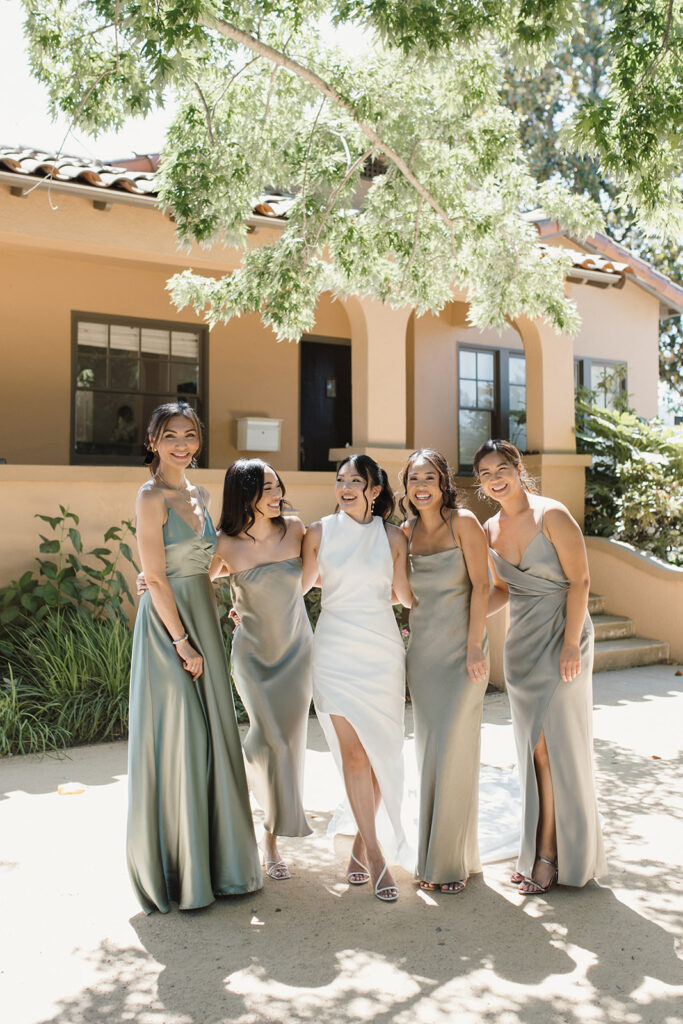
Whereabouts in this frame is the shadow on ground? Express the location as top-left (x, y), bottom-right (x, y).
top-left (35, 871), bottom-right (682, 1024)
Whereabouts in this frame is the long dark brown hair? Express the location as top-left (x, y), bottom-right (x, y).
top-left (472, 439), bottom-right (537, 494)
top-left (218, 459), bottom-right (289, 540)
top-left (144, 401), bottom-right (203, 475)
top-left (398, 448), bottom-right (462, 521)
top-left (337, 454), bottom-right (395, 521)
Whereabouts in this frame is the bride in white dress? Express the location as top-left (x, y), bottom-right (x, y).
top-left (302, 454), bottom-right (413, 902)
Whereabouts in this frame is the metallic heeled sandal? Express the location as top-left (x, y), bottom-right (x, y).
top-left (518, 855), bottom-right (557, 895)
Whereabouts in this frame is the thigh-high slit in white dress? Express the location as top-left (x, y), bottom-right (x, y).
top-left (312, 510), bottom-right (412, 868)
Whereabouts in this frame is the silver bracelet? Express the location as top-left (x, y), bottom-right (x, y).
top-left (171, 632), bottom-right (188, 646)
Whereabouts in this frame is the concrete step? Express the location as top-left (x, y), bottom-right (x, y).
top-left (593, 636), bottom-right (670, 672)
top-left (588, 593), bottom-right (604, 615)
top-left (591, 613), bottom-right (634, 641)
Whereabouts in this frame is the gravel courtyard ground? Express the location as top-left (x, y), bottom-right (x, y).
top-left (1, 664), bottom-right (681, 1024)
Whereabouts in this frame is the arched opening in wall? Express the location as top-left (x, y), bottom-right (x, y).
top-left (298, 293), bottom-right (352, 471)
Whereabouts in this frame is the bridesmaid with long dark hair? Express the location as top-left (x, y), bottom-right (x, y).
top-left (302, 454), bottom-right (413, 902)
top-left (127, 402), bottom-right (261, 914)
top-left (474, 439), bottom-right (606, 894)
top-left (399, 449), bottom-right (489, 894)
top-left (210, 459), bottom-right (313, 880)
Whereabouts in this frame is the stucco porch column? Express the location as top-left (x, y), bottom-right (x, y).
top-left (330, 296), bottom-right (414, 491)
top-left (514, 315), bottom-right (591, 527)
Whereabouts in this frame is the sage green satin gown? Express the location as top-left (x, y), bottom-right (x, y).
top-left (229, 557), bottom-right (313, 838)
top-left (127, 502), bottom-right (262, 915)
top-left (407, 515), bottom-right (489, 884)
top-left (489, 514), bottom-right (606, 887)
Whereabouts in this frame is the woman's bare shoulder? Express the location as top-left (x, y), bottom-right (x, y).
top-left (283, 514), bottom-right (306, 535)
top-left (401, 516), bottom-right (416, 538)
top-left (385, 521), bottom-right (408, 548)
top-left (542, 500), bottom-right (580, 535)
top-left (137, 482), bottom-right (164, 507)
top-left (454, 508), bottom-right (486, 537)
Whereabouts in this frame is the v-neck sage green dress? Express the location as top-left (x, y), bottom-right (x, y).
top-left (229, 557), bottom-right (313, 838)
top-left (407, 514), bottom-right (489, 884)
top-left (127, 501), bottom-right (262, 915)
top-left (488, 514), bottom-right (606, 887)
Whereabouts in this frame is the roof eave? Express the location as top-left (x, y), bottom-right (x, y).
top-left (530, 217), bottom-right (683, 319)
top-left (1, 172), bottom-right (290, 233)
top-left (0, 170), bottom-right (157, 209)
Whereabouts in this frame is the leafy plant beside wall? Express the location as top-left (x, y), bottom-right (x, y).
top-left (0, 508), bottom-right (138, 756)
top-left (575, 400), bottom-right (683, 566)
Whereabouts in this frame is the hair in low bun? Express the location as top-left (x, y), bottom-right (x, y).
top-left (337, 454), bottom-right (395, 521)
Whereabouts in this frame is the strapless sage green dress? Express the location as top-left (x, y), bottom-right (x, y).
top-left (488, 513), bottom-right (606, 887)
top-left (127, 501), bottom-right (262, 914)
top-left (407, 515), bottom-right (489, 884)
top-left (229, 557), bottom-right (313, 838)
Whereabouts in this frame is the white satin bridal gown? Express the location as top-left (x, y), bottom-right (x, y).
top-left (312, 510), bottom-right (412, 868)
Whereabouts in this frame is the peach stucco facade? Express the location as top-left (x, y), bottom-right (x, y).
top-left (1, 174), bottom-right (681, 680)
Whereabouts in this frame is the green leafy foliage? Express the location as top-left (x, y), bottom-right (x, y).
top-left (1, 615), bottom-right (133, 755)
top-left (0, 506), bottom-right (138, 640)
top-left (576, 399), bottom-right (683, 565)
top-left (26, 0), bottom-right (674, 342)
top-left (502, 0), bottom-right (683, 399)
top-left (0, 509), bottom-right (139, 756)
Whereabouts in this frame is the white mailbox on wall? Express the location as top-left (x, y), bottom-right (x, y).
top-left (236, 417), bottom-right (283, 452)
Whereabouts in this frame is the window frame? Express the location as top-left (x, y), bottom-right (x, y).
top-left (457, 343), bottom-right (527, 473)
top-left (70, 310), bottom-right (209, 467)
top-left (574, 356), bottom-right (628, 410)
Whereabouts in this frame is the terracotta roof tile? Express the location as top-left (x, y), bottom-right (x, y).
top-left (539, 244), bottom-right (633, 277)
top-left (1, 146), bottom-right (679, 313)
top-left (0, 146), bottom-right (157, 194)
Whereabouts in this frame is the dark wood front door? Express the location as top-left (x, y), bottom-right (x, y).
top-left (299, 340), bottom-right (352, 470)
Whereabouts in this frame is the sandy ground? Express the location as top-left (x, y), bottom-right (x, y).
top-left (1, 664), bottom-right (682, 1024)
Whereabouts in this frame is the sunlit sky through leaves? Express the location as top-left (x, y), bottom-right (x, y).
top-left (0, 2), bottom-right (368, 161)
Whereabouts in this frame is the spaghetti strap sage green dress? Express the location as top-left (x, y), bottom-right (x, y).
top-left (488, 511), bottom-right (606, 887)
top-left (407, 512), bottom-right (489, 884)
top-left (127, 498), bottom-right (262, 915)
top-left (229, 557), bottom-right (313, 838)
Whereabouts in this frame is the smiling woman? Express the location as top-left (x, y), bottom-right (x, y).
top-left (302, 454), bottom-right (413, 902)
top-left (475, 439), bottom-right (606, 896)
top-left (399, 448), bottom-right (490, 895)
top-left (126, 401), bottom-right (262, 914)
top-left (209, 458), bottom-right (314, 881)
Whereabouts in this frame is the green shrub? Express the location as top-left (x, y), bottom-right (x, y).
top-left (0, 508), bottom-right (138, 756)
top-left (0, 506), bottom-right (137, 638)
top-left (3, 615), bottom-right (132, 751)
top-left (0, 667), bottom-right (70, 757)
top-left (576, 399), bottom-right (683, 566)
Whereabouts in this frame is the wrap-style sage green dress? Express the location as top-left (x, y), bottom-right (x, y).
top-left (229, 557), bottom-right (313, 838)
top-left (488, 512), bottom-right (606, 887)
top-left (407, 514), bottom-right (489, 884)
top-left (127, 500), bottom-right (262, 915)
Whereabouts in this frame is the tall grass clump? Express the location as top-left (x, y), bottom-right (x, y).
top-left (0, 507), bottom-right (138, 756)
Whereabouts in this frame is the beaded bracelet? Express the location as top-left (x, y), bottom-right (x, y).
top-left (172, 632), bottom-right (188, 646)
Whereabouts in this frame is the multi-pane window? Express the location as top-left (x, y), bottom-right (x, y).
top-left (575, 358), bottom-right (627, 411)
top-left (458, 349), bottom-right (495, 466)
top-left (458, 346), bottom-right (527, 468)
top-left (72, 314), bottom-right (206, 464)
